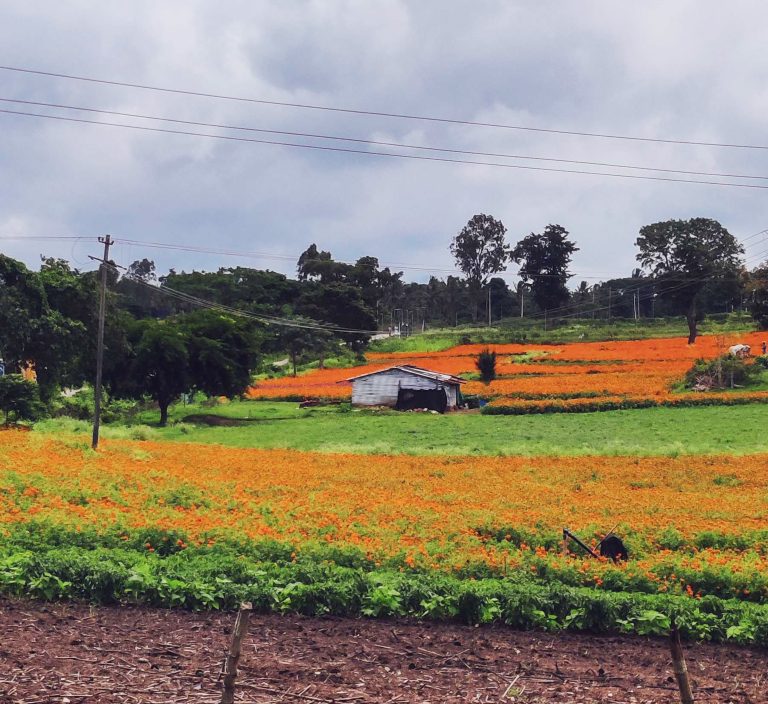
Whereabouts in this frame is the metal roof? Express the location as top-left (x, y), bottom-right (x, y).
top-left (342, 364), bottom-right (466, 385)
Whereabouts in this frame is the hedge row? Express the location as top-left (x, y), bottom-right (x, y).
top-left (482, 395), bottom-right (768, 415)
top-left (3, 545), bottom-right (768, 644)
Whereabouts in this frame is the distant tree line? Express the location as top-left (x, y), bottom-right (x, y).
top-left (0, 214), bottom-right (764, 422)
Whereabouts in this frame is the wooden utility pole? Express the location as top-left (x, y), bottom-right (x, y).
top-left (92, 235), bottom-right (113, 450)
top-left (221, 602), bottom-right (253, 704)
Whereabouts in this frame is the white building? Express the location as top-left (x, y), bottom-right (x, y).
top-left (343, 365), bottom-right (465, 411)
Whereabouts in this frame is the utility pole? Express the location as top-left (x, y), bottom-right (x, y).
top-left (92, 234), bottom-right (113, 450)
top-left (608, 288), bottom-right (612, 321)
top-left (487, 286), bottom-right (492, 327)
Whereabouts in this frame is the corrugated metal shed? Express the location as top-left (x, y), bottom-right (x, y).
top-left (342, 365), bottom-right (465, 409)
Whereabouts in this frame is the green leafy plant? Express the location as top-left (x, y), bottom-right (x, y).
top-left (475, 348), bottom-right (497, 383)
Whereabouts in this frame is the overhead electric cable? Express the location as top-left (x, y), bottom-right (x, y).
top-left (3, 108), bottom-right (768, 190)
top-left (3, 64), bottom-right (768, 151)
top-left (3, 97), bottom-right (768, 182)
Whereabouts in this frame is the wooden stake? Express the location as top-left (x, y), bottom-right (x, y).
top-left (669, 623), bottom-right (694, 704)
top-left (221, 602), bottom-right (253, 704)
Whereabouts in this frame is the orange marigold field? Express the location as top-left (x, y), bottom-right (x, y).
top-left (246, 332), bottom-right (768, 411)
top-left (3, 432), bottom-right (768, 567)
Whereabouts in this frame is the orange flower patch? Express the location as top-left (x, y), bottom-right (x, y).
top-left (2, 432), bottom-right (768, 571)
top-left (246, 332), bottom-right (767, 411)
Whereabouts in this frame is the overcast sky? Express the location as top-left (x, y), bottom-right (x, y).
top-left (2, 1), bottom-right (768, 286)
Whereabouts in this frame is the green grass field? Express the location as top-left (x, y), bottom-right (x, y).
top-left (37, 399), bottom-right (768, 456)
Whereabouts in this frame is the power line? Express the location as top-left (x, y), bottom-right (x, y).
top-left (4, 108), bottom-right (768, 191)
top-left (105, 258), bottom-right (378, 334)
top-left (4, 97), bottom-right (768, 182)
top-left (522, 241), bottom-right (768, 321)
top-left (3, 64), bottom-right (768, 151)
top-left (120, 268), bottom-right (379, 335)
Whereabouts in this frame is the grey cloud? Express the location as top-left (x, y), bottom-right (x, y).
top-left (1, 0), bottom-right (767, 283)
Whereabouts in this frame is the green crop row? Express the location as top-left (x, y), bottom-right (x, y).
top-left (5, 523), bottom-right (768, 606)
top-left (3, 544), bottom-right (768, 644)
top-left (482, 395), bottom-right (768, 415)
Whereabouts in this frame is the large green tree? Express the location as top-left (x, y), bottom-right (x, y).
top-left (0, 255), bottom-right (90, 400)
top-left (450, 214), bottom-right (509, 321)
top-left (635, 218), bottom-right (743, 343)
top-left (510, 224), bottom-right (578, 313)
top-left (110, 312), bottom-right (262, 425)
top-left (748, 263), bottom-right (768, 329)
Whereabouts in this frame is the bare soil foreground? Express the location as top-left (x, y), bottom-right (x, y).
top-left (1, 599), bottom-right (766, 704)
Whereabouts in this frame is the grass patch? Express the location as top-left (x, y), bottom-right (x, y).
top-left (36, 401), bottom-right (768, 457)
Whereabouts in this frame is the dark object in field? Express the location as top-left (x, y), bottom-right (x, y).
top-left (599, 534), bottom-right (629, 562)
top-left (396, 388), bottom-right (448, 413)
top-left (299, 399), bottom-right (321, 408)
top-left (562, 528), bottom-right (599, 558)
top-left (563, 527), bottom-right (628, 562)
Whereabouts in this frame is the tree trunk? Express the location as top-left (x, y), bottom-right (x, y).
top-left (159, 400), bottom-right (169, 427)
top-left (686, 302), bottom-right (698, 344)
top-left (291, 353), bottom-right (297, 377)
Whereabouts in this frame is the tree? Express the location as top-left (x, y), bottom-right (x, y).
top-left (296, 244), bottom-right (343, 282)
top-left (636, 218), bottom-right (743, 343)
top-left (475, 348), bottom-right (497, 383)
top-left (748, 263), bottom-right (768, 329)
top-left (298, 282), bottom-right (375, 350)
top-left (109, 312), bottom-right (262, 425)
top-left (0, 255), bottom-right (90, 400)
top-left (129, 320), bottom-right (191, 426)
top-left (510, 224), bottom-right (578, 313)
top-left (181, 310), bottom-right (263, 398)
top-left (279, 317), bottom-right (334, 377)
top-left (450, 214), bottom-right (509, 321)
top-left (0, 374), bottom-right (41, 425)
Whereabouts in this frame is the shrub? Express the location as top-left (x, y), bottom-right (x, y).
top-left (754, 355), bottom-right (768, 370)
top-left (684, 355), bottom-right (760, 391)
top-left (475, 348), bottom-right (497, 383)
top-left (0, 374), bottom-right (42, 424)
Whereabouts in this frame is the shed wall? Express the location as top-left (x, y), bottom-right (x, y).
top-left (350, 369), bottom-right (460, 408)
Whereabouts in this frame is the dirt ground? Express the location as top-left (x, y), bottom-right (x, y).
top-left (0, 599), bottom-right (766, 703)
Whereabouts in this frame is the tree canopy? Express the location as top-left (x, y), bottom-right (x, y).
top-left (450, 214), bottom-right (509, 320)
top-left (635, 218), bottom-right (743, 343)
top-left (511, 224), bottom-right (578, 312)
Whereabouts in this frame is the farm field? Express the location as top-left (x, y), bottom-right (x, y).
top-left (4, 426), bottom-right (768, 645)
top-left (247, 331), bottom-right (768, 414)
top-left (5, 331), bottom-right (768, 658)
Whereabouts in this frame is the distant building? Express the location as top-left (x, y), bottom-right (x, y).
top-left (343, 365), bottom-right (465, 412)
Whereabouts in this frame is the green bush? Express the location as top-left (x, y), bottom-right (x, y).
top-left (475, 348), bottom-right (497, 383)
top-left (54, 387), bottom-right (141, 423)
top-left (754, 355), bottom-right (768, 370)
top-left (684, 355), bottom-right (761, 390)
top-left (0, 374), bottom-right (43, 424)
